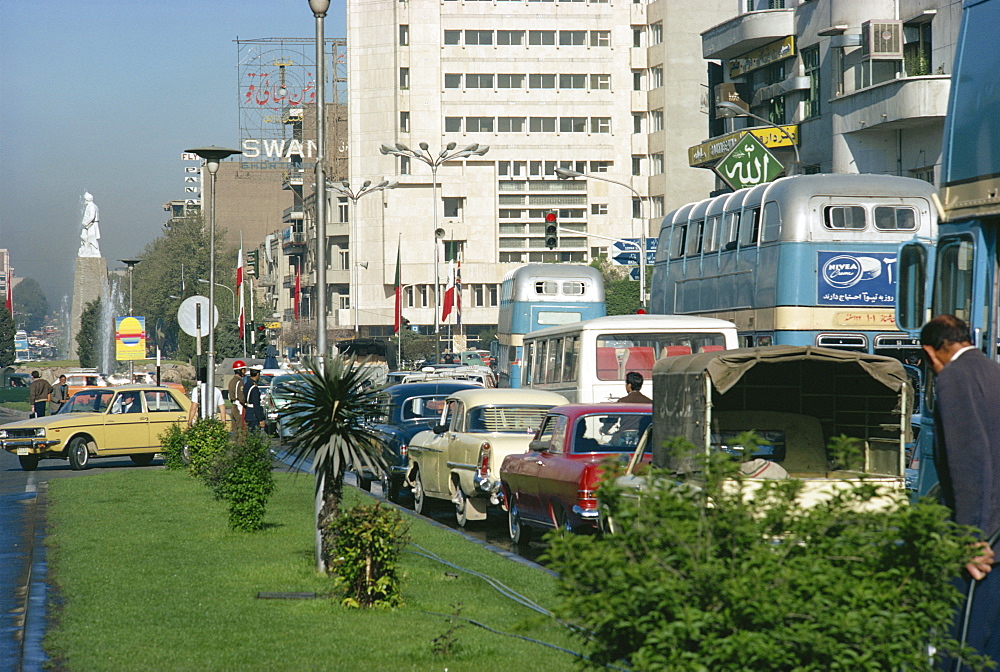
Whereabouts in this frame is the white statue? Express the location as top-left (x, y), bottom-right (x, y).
top-left (79, 192), bottom-right (101, 258)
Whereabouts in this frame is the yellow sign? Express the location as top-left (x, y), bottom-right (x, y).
top-left (688, 125), bottom-right (799, 167)
top-left (264, 322), bottom-right (282, 329)
top-left (728, 36), bottom-right (796, 78)
top-left (115, 316), bottom-right (147, 361)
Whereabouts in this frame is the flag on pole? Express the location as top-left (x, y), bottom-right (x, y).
top-left (4, 269), bottom-right (12, 315)
top-left (393, 239), bottom-right (402, 334)
top-left (236, 247), bottom-right (245, 339)
top-left (455, 259), bottom-right (462, 328)
top-left (441, 261), bottom-right (456, 323)
top-left (294, 262), bottom-right (301, 320)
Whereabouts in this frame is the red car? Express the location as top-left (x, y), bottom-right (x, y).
top-left (500, 403), bottom-right (652, 546)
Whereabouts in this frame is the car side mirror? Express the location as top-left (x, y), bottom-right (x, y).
top-left (433, 423), bottom-right (448, 434)
top-left (528, 439), bottom-right (549, 452)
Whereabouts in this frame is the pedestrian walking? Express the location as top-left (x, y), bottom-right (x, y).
top-left (49, 374), bottom-right (69, 414)
top-left (920, 314), bottom-right (1000, 668)
top-left (28, 371), bottom-right (51, 419)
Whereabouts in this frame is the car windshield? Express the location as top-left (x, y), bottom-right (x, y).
top-left (573, 413), bottom-right (653, 452)
top-left (401, 395), bottom-right (449, 420)
top-left (63, 390), bottom-right (115, 413)
top-left (466, 405), bottom-right (551, 434)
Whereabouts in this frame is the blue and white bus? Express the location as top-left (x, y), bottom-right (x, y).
top-left (496, 264), bottom-right (605, 388)
top-left (650, 173), bottom-right (937, 362)
top-left (896, 0), bottom-right (1000, 497)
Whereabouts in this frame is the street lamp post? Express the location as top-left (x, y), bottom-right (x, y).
top-left (378, 141), bottom-right (489, 363)
top-left (325, 179), bottom-right (399, 335)
top-left (184, 146), bottom-right (242, 409)
top-left (554, 168), bottom-right (648, 308)
top-left (310, 0), bottom-right (330, 374)
top-left (119, 259), bottom-right (142, 381)
top-left (716, 101), bottom-right (801, 175)
top-left (198, 279), bottom-right (236, 320)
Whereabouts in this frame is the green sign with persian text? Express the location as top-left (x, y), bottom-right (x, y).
top-left (713, 133), bottom-right (784, 191)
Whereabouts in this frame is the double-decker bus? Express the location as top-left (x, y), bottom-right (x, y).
top-left (650, 173), bottom-right (937, 363)
top-left (895, 0), bottom-right (1000, 497)
top-left (495, 264), bottom-right (605, 388)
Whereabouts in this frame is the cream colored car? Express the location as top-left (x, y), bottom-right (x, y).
top-left (0, 385), bottom-right (191, 471)
top-left (406, 388), bottom-right (568, 526)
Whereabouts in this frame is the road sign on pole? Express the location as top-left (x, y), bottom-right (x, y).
top-left (714, 133), bottom-right (783, 191)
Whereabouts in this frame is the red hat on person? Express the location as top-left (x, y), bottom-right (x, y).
top-left (233, 360), bottom-right (247, 371)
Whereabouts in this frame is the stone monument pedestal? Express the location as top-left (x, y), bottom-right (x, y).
top-left (69, 257), bottom-right (108, 358)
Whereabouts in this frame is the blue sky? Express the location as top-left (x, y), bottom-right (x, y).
top-left (0, 0), bottom-right (346, 308)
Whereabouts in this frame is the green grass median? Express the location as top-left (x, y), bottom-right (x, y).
top-left (45, 469), bottom-right (582, 671)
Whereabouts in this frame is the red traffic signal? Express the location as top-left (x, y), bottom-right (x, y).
top-left (544, 210), bottom-right (558, 249)
top-left (545, 211), bottom-right (557, 223)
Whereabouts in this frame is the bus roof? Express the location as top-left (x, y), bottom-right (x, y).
top-left (502, 263), bottom-right (604, 284)
top-left (524, 314), bottom-right (737, 340)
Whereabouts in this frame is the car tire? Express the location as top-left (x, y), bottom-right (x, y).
top-left (130, 453), bottom-right (155, 467)
top-left (552, 505), bottom-right (573, 534)
top-left (381, 472), bottom-right (399, 503)
top-left (18, 454), bottom-right (39, 471)
top-left (412, 469), bottom-right (427, 515)
top-left (68, 437), bottom-right (90, 470)
top-left (508, 495), bottom-right (532, 548)
top-left (357, 474), bottom-right (372, 492)
top-left (454, 484), bottom-right (471, 527)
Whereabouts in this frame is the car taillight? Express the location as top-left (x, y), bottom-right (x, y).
top-left (477, 442), bottom-right (492, 479)
top-left (400, 445), bottom-right (407, 458)
top-left (577, 464), bottom-right (598, 510)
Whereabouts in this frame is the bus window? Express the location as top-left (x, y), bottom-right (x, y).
top-left (873, 206), bottom-right (917, 231)
top-left (562, 281), bottom-right (585, 295)
top-left (933, 236), bottom-right (975, 322)
top-left (544, 338), bottom-right (563, 383)
top-left (537, 311), bottom-right (582, 326)
top-left (670, 224), bottom-right (687, 259)
top-left (704, 216), bottom-right (720, 253)
top-left (739, 207), bottom-right (761, 246)
top-left (897, 243), bottom-right (927, 332)
top-left (534, 281), bottom-right (558, 295)
top-left (824, 206), bottom-right (866, 230)
top-left (686, 220), bottom-right (704, 256)
top-left (722, 212), bottom-right (740, 250)
top-left (761, 201), bottom-right (781, 242)
top-left (562, 335), bottom-right (579, 382)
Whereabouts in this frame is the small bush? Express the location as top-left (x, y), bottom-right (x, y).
top-left (328, 503), bottom-right (408, 608)
top-left (159, 423), bottom-right (187, 471)
top-left (184, 419), bottom-right (230, 481)
top-left (220, 432), bottom-right (276, 532)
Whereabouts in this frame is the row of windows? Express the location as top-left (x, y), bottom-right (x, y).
top-left (404, 284), bottom-right (499, 308)
top-left (444, 116), bottom-right (612, 133)
top-left (444, 73), bottom-right (611, 90)
top-left (443, 29), bottom-right (611, 47)
top-left (498, 160), bottom-right (609, 177)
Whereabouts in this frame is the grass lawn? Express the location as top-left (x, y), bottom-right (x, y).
top-left (45, 470), bottom-right (584, 671)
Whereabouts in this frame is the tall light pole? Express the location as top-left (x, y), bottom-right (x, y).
top-left (198, 279), bottom-right (236, 320)
top-left (325, 179), bottom-right (399, 335)
top-left (554, 167), bottom-right (648, 308)
top-left (309, 0), bottom-right (330, 372)
top-left (716, 101), bottom-right (801, 175)
top-left (184, 146), bottom-right (242, 404)
top-left (119, 259), bottom-right (142, 380)
top-left (378, 141), bottom-right (489, 363)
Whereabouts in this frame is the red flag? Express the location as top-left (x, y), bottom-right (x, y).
top-left (4, 269), bottom-right (11, 315)
top-left (456, 260), bottom-right (462, 328)
top-left (294, 262), bottom-right (301, 320)
top-left (393, 241), bottom-right (402, 334)
top-left (441, 261), bottom-right (455, 323)
top-left (236, 248), bottom-right (245, 338)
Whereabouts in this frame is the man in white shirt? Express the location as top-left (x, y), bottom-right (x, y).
top-left (187, 368), bottom-right (226, 426)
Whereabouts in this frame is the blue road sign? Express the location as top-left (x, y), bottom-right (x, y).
top-left (629, 267), bottom-right (641, 281)
top-left (613, 251), bottom-right (640, 265)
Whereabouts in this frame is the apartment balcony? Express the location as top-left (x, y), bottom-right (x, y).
top-left (281, 229), bottom-right (307, 253)
top-left (630, 47), bottom-right (647, 70)
top-left (831, 75), bottom-right (950, 135)
top-left (282, 205), bottom-right (304, 224)
top-left (283, 270), bottom-right (316, 289)
top-left (281, 168), bottom-right (305, 190)
top-left (631, 90), bottom-right (647, 113)
top-left (702, 9), bottom-right (795, 60)
top-left (631, 133), bottom-right (648, 155)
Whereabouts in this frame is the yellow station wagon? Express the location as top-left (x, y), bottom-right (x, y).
top-left (0, 385), bottom-right (191, 471)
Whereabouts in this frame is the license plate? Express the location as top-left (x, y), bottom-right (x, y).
top-left (16, 447), bottom-right (30, 456)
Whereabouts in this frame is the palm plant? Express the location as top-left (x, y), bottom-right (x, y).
top-left (281, 357), bottom-right (386, 572)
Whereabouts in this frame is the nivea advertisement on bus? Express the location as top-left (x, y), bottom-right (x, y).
top-left (817, 252), bottom-right (896, 306)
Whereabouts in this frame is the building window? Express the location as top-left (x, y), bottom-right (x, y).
top-left (404, 286), bottom-right (415, 309)
top-left (466, 116), bottom-right (494, 132)
top-left (633, 114), bottom-right (643, 133)
top-left (633, 70), bottom-right (643, 91)
top-left (529, 74), bottom-right (556, 89)
top-left (649, 22), bottom-right (663, 45)
top-left (338, 248), bottom-right (350, 271)
top-left (443, 198), bottom-right (464, 219)
top-left (649, 67), bottom-right (663, 89)
top-left (904, 21), bottom-right (932, 76)
top-left (497, 30), bottom-right (525, 46)
top-left (444, 30), bottom-right (461, 45)
top-left (802, 45), bottom-right (820, 119)
top-left (632, 156), bottom-right (643, 176)
top-left (560, 73), bottom-right (587, 89)
top-left (632, 26), bottom-right (643, 48)
top-left (418, 285), bottom-right (429, 308)
top-left (337, 197), bottom-right (349, 222)
top-left (340, 295), bottom-right (351, 310)
top-left (591, 73), bottom-right (611, 90)
top-left (592, 203), bottom-right (608, 215)
top-left (560, 117), bottom-right (587, 133)
top-left (651, 197), bottom-right (664, 218)
top-left (399, 24), bottom-right (409, 46)
top-left (444, 73), bottom-right (462, 89)
top-left (633, 197), bottom-right (642, 218)
top-left (498, 116), bottom-right (526, 132)
top-left (590, 30), bottom-right (610, 47)
top-left (559, 30), bottom-right (586, 46)
top-left (650, 109), bottom-right (663, 132)
top-left (590, 117), bottom-right (611, 134)
top-left (399, 67), bottom-right (409, 89)
top-left (443, 240), bottom-right (464, 262)
top-left (466, 73), bottom-right (494, 88)
top-left (529, 117), bottom-right (556, 132)
top-left (498, 73), bottom-right (525, 88)
top-left (465, 30), bottom-right (493, 45)
top-left (651, 153), bottom-right (664, 174)
top-left (445, 117), bottom-right (462, 132)
top-left (400, 111), bottom-right (409, 132)
top-left (589, 161), bottom-right (610, 172)
top-left (400, 155), bottom-right (411, 175)
top-left (529, 30), bottom-right (555, 46)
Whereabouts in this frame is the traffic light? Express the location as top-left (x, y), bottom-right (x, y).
top-left (246, 250), bottom-right (259, 278)
top-left (544, 210), bottom-right (558, 249)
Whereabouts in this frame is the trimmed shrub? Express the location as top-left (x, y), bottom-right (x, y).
top-left (219, 432), bottom-right (276, 532)
top-left (328, 503), bottom-right (408, 608)
top-left (159, 423), bottom-right (187, 471)
top-left (184, 419), bottom-right (230, 481)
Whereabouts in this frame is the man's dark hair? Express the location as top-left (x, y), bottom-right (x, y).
top-left (31, 370), bottom-right (40, 378)
top-left (196, 367), bottom-right (207, 381)
top-left (920, 314), bottom-right (972, 350)
top-left (625, 371), bottom-right (644, 391)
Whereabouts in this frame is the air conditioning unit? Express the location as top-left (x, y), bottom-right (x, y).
top-left (861, 20), bottom-right (903, 59)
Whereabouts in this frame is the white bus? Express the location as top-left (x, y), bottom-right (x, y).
top-left (522, 315), bottom-right (739, 403)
